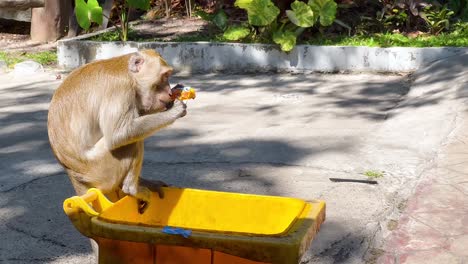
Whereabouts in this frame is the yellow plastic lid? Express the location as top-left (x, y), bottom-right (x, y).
top-left (98, 187), bottom-right (307, 236)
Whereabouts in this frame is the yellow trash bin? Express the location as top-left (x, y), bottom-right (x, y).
top-left (63, 187), bottom-right (326, 264)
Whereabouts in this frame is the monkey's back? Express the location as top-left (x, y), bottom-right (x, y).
top-left (47, 55), bottom-right (134, 172)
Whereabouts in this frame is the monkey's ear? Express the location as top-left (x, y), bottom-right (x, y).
top-left (129, 53), bottom-right (145, 73)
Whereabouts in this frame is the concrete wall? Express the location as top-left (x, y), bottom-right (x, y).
top-left (58, 36), bottom-right (467, 73)
top-left (0, 8), bottom-right (31, 22)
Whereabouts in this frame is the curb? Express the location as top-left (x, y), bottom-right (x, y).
top-left (58, 31), bottom-right (467, 73)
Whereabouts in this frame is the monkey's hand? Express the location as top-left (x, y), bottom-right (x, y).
top-left (169, 99), bottom-right (187, 119)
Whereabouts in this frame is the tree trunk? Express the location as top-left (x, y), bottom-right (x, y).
top-left (67, 5), bottom-right (81, 38)
top-left (98, 0), bottom-right (114, 30)
top-left (30, 0), bottom-right (71, 42)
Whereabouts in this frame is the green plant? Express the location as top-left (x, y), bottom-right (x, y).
top-left (212, 9), bottom-right (229, 31)
top-left (223, 26), bottom-right (251, 40)
top-left (308, 0), bottom-right (337, 26)
top-left (90, 27), bottom-right (138, 41)
top-left (218, 0), bottom-right (337, 52)
top-left (75, 0), bottom-right (151, 41)
top-left (195, 0), bottom-right (338, 51)
top-left (272, 28), bottom-right (297, 51)
top-left (363, 170), bottom-right (384, 178)
top-left (452, 20), bottom-right (468, 33)
top-left (75, 0), bottom-right (103, 30)
top-left (378, 7), bottom-right (408, 29)
top-left (421, 5), bottom-right (455, 34)
top-left (0, 51), bottom-right (57, 68)
top-left (304, 30), bottom-right (468, 47)
top-left (25, 51), bottom-right (58, 66)
top-left (236, 0), bottom-right (280, 26)
top-left (376, 0), bottom-right (434, 32)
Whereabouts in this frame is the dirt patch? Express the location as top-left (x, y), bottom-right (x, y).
top-left (0, 18), bottom-right (56, 52)
top-left (0, 33), bottom-right (56, 52)
top-left (130, 17), bottom-right (212, 41)
top-left (0, 17), bottom-right (210, 53)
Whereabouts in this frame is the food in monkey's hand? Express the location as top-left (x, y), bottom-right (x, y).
top-left (171, 84), bottom-right (196, 100)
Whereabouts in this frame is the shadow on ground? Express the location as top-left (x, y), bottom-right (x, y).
top-left (1, 62), bottom-right (466, 262)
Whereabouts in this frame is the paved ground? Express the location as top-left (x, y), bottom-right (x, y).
top-left (0, 52), bottom-right (466, 264)
top-left (377, 54), bottom-right (468, 264)
top-left (379, 111), bottom-right (468, 264)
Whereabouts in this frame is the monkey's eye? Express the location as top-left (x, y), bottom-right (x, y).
top-left (155, 83), bottom-right (168, 92)
top-left (152, 84), bottom-right (160, 91)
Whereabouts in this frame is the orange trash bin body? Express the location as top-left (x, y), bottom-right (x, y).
top-left (63, 187), bottom-right (326, 264)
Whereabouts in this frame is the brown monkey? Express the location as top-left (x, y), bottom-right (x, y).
top-left (48, 50), bottom-right (186, 207)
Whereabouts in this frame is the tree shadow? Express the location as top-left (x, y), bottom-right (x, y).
top-left (174, 73), bottom-right (411, 122)
top-left (302, 220), bottom-right (371, 264)
top-left (1, 49), bottom-right (466, 262)
top-left (0, 72), bottom-right (356, 262)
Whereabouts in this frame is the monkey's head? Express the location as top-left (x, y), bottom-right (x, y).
top-left (129, 50), bottom-right (174, 115)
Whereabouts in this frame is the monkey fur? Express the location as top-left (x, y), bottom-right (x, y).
top-left (48, 50), bottom-right (186, 207)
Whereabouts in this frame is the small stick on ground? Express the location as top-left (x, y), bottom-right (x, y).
top-left (329, 178), bottom-right (378, 184)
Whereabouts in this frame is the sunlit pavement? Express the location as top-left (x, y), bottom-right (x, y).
top-left (0, 53), bottom-right (467, 263)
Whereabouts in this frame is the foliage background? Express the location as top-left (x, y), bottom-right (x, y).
top-left (80, 0), bottom-right (467, 50)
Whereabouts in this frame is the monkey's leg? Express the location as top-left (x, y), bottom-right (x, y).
top-left (66, 170), bottom-right (90, 196)
top-left (121, 169), bottom-right (153, 212)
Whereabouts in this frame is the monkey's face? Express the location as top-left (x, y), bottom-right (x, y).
top-left (129, 51), bottom-right (174, 115)
top-left (136, 73), bottom-right (174, 115)
top-left (151, 72), bottom-right (174, 112)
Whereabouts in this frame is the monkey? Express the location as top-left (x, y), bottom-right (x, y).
top-left (47, 49), bottom-right (186, 211)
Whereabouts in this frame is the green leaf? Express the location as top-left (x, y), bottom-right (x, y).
top-left (87, 0), bottom-right (100, 9)
top-left (272, 29), bottom-right (296, 52)
top-left (75, 0), bottom-right (91, 30)
top-left (235, 0), bottom-right (253, 9)
top-left (308, 0), bottom-right (337, 26)
top-left (126, 0), bottom-right (150, 10)
top-left (286, 1), bottom-right (316, 27)
top-left (90, 7), bottom-right (103, 25)
top-left (213, 10), bottom-right (229, 30)
top-left (75, 0), bottom-right (102, 30)
top-left (234, 0), bottom-right (280, 26)
top-left (88, 0), bottom-right (103, 25)
top-left (223, 26), bottom-right (250, 40)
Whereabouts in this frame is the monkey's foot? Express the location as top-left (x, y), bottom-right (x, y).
top-left (140, 178), bottom-right (168, 199)
top-left (133, 186), bottom-right (152, 214)
top-left (138, 199), bottom-right (149, 214)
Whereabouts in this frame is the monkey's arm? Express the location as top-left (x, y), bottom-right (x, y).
top-left (86, 100), bottom-right (185, 160)
top-left (106, 100), bottom-right (186, 150)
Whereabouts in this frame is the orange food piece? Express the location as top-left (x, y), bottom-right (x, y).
top-left (179, 87), bottom-right (196, 100)
top-left (171, 86), bottom-right (196, 100)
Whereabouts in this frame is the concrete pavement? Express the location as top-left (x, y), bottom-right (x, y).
top-left (377, 54), bottom-right (468, 264)
top-left (0, 52), bottom-right (467, 263)
top-left (378, 114), bottom-right (468, 264)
